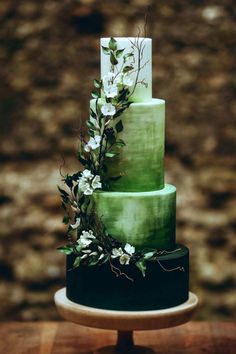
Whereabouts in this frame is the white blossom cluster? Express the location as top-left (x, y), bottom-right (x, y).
top-left (76, 229), bottom-right (105, 261)
top-left (100, 70), bottom-right (133, 118)
top-left (112, 243), bottom-right (135, 265)
top-left (84, 135), bottom-right (101, 152)
top-left (78, 169), bottom-right (102, 195)
top-left (77, 230), bottom-right (96, 248)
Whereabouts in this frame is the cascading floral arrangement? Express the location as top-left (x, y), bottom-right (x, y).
top-left (58, 37), bottom-right (183, 279)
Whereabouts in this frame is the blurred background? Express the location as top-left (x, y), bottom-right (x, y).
top-left (0, 0), bottom-right (235, 321)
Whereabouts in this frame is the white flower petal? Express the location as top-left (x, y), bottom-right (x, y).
top-left (98, 253), bottom-right (104, 260)
top-left (101, 103), bottom-right (116, 116)
top-left (70, 217), bottom-right (81, 230)
top-left (104, 84), bottom-right (118, 98)
top-left (94, 135), bottom-right (102, 144)
top-left (91, 175), bottom-right (102, 190)
top-left (90, 117), bottom-right (100, 129)
top-left (124, 243), bottom-right (135, 255)
top-left (84, 144), bottom-right (91, 152)
top-left (114, 73), bottom-right (123, 85)
top-left (119, 254), bottom-right (130, 265)
top-left (84, 187), bottom-right (94, 195)
top-left (112, 247), bottom-right (124, 258)
top-left (123, 74), bottom-right (133, 87)
top-left (82, 169), bottom-right (94, 179)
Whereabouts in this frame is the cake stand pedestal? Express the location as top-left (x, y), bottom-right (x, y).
top-left (54, 288), bottom-right (198, 354)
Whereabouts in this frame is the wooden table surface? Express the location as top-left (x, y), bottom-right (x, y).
top-left (0, 321), bottom-right (235, 354)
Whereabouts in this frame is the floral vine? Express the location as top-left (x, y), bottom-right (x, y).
top-left (58, 37), bottom-right (184, 279)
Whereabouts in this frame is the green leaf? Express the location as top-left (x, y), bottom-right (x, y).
top-left (57, 186), bottom-right (69, 203)
top-left (123, 53), bottom-right (134, 62)
top-left (90, 108), bottom-right (97, 118)
top-left (102, 46), bottom-right (110, 55)
top-left (62, 215), bottom-right (70, 225)
top-left (135, 260), bottom-right (146, 277)
top-left (91, 90), bottom-right (100, 99)
top-left (75, 244), bottom-right (82, 253)
top-left (99, 254), bottom-right (110, 264)
top-left (78, 153), bottom-right (87, 166)
top-left (109, 175), bottom-right (122, 181)
top-left (86, 120), bottom-right (96, 129)
top-left (105, 152), bottom-right (118, 158)
top-left (57, 186), bottom-right (69, 197)
top-left (108, 37), bottom-right (117, 51)
top-left (101, 163), bottom-right (107, 173)
top-left (144, 251), bottom-right (155, 260)
top-left (123, 65), bottom-right (133, 73)
top-left (116, 48), bottom-right (125, 58)
top-left (57, 246), bottom-right (73, 255)
top-left (115, 139), bottom-right (126, 148)
top-left (73, 256), bottom-right (81, 268)
top-left (94, 79), bottom-right (101, 88)
top-left (88, 256), bottom-right (99, 266)
top-left (88, 129), bottom-right (95, 137)
top-left (110, 52), bottom-right (118, 65)
top-left (115, 120), bottom-right (123, 133)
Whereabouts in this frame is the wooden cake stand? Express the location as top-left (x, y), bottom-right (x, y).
top-left (55, 288), bottom-right (198, 354)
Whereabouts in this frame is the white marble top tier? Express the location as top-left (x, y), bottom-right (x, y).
top-left (100, 37), bottom-right (152, 102)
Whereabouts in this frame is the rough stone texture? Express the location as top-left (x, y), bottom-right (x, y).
top-left (0, 0), bottom-right (235, 320)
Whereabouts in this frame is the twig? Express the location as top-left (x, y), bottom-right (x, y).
top-left (157, 260), bottom-right (185, 273)
top-left (109, 260), bottom-right (134, 282)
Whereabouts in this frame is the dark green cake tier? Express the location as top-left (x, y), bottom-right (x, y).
top-left (66, 244), bottom-right (189, 311)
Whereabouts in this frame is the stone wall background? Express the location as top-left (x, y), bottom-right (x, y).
top-left (0, 0), bottom-right (235, 321)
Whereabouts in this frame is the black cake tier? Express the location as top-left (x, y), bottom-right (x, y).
top-left (66, 244), bottom-right (189, 311)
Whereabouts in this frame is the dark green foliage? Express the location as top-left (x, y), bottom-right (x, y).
top-left (115, 120), bottom-right (123, 133)
top-left (108, 37), bottom-right (117, 51)
top-left (102, 46), bottom-right (110, 55)
top-left (110, 52), bottom-right (118, 65)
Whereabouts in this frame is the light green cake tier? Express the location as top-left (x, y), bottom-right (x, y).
top-left (93, 184), bottom-right (176, 249)
top-left (90, 98), bottom-right (165, 192)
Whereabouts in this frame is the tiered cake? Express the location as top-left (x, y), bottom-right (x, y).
top-left (66, 37), bottom-right (189, 311)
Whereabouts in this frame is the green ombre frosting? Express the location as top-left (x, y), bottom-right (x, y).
top-left (91, 98), bottom-right (165, 192)
top-left (93, 184), bottom-right (176, 249)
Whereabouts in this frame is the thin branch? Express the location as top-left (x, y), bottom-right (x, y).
top-left (157, 260), bottom-right (185, 273)
top-left (109, 260), bottom-right (134, 282)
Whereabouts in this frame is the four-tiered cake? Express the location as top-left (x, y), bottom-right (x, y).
top-left (66, 37), bottom-right (189, 311)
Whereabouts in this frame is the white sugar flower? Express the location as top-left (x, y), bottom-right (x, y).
top-left (84, 135), bottom-right (101, 152)
top-left (101, 103), bottom-right (116, 116)
top-left (91, 175), bottom-right (102, 189)
top-left (81, 230), bottom-right (96, 240)
top-left (78, 170), bottom-right (102, 195)
top-left (77, 230), bottom-right (96, 248)
top-left (112, 247), bottom-right (124, 258)
top-left (102, 72), bottom-right (115, 86)
top-left (114, 73), bottom-right (123, 85)
top-left (123, 74), bottom-right (133, 87)
top-left (124, 243), bottom-right (135, 255)
top-left (104, 84), bottom-right (118, 98)
top-left (80, 182), bottom-right (93, 195)
top-left (119, 253), bottom-right (131, 265)
top-left (70, 217), bottom-right (81, 230)
top-left (78, 177), bottom-right (88, 190)
top-left (82, 169), bottom-right (94, 180)
top-left (77, 237), bottom-right (92, 248)
top-left (78, 174), bottom-right (92, 194)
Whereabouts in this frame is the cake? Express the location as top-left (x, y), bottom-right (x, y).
top-left (58, 37), bottom-right (189, 311)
